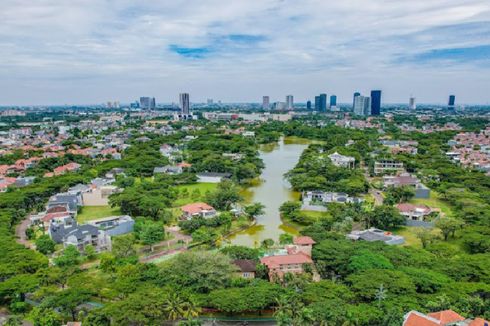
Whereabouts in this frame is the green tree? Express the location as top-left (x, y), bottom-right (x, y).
top-left (367, 205), bottom-right (405, 229)
top-left (205, 180), bottom-right (243, 210)
top-left (140, 221), bottom-right (165, 252)
top-left (244, 202), bottom-right (266, 219)
top-left (279, 233), bottom-right (294, 245)
top-left (163, 251), bottom-right (235, 293)
top-left (84, 244), bottom-right (97, 260)
top-left (35, 235), bottom-right (56, 255)
top-left (29, 307), bottom-right (62, 326)
top-left (54, 245), bottom-right (81, 267)
top-left (436, 218), bottom-right (464, 241)
top-left (112, 233), bottom-right (137, 259)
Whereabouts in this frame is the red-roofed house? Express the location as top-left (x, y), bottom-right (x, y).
top-left (292, 236), bottom-right (316, 256)
top-left (53, 162), bottom-right (81, 176)
top-left (0, 177), bottom-right (16, 192)
top-left (403, 310), bottom-right (488, 326)
top-left (397, 203), bottom-right (432, 221)
top-left (180, 202), bottom-right (216, 220)
top-left (260, 252), bottom-right (313, 280)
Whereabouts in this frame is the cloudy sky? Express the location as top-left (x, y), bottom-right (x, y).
top-left (1, 0), bottom-right (489, 105)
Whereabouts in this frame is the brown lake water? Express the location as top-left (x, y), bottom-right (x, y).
top-left (228, 137), bottom-right (311, 247)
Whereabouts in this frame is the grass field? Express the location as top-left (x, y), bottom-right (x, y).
top-left (410, 191), bottom-right (454, 217)
top-left (174, 183), bottom-right (218, 206)
top-left (390, 226), bottom-right (441, 248)
top-left (77, 206), bottom-right (122, 224)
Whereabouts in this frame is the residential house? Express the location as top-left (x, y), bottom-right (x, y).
top-left (328, 152), bottom-right (355, 168)
top-left (196, 172), bottom-right (231, 183)
top-left (53, 162), bottom-right (81, 176)
top-left (47, 193), bottom-right (81, 214)
top-left (49, 219), bottom-right (111, 252)
top-left (347, 228), bottom-right (405, 245)
top-left (233, 259), bottom-right (257, 279)
top-left (374, 160), bottom-right (404, 175)
top-left (380, 140), bottom-right (418, 155)
top-left (0, 177), bottom-right (16, 192)
top-left (383, 173), bottom-right (431, 198)
top-left (301, 191), bottom-right (363, 211)
top-left (87, 215), bottom-right (135, 236)
top-left (260, 236), bottom-right (316, 281)
top-left (153, 165), bottom-right (183, 175)
top-left (397, 203), bottom-right (432, 221)
top-left (180, 202), bottom-right (217, 220)
top-left (403, 309), bottom-right (488, 326)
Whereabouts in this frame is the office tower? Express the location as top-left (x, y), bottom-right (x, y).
top-left (409, 96), bottom-right (416, 110)
top-left (262, 96), bottom-right (270, 110)
top-left (354, 96), bottom-right (371, 116)
top-left (179, 93), bottom-right (190, 114)
top-left (207, 99), bottom-right (213, 105)
top-left (140, 97), bottom-right (150, 109)
top-left (330, 95), bottom-right (337, 108)
top-left (306, 100), bottom-right (312, 110)
top-left (370, 90), bottom-right (381, 115)
top-left (320, 93), bottom-right (327, 112)
top-left (353, 92), bottom-right (361, 110)
top-left (448, 95), bottom-right (455, 109)
top-left (274, 102), bottom-right (286, 110)
top-left (150, 97), bottom-right (156, 110)
top-left (286, 95), bottom-right (294, 110)
top-left (314, 96), bottom-right (320, 111)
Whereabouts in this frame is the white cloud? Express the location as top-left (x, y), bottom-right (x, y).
top-left (0, 0), bottom-right (489, 104)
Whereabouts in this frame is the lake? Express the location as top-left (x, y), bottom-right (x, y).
top-left (228, 137), bottom-right (311, 247)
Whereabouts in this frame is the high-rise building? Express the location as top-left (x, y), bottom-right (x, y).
top-left (140, 97), bottom-right (150, 109)
top-left (179, 93), bottom-right (190, 114)
top-left (409, 96), bottom-right (416, 110)
top-left (286, 95), bottom-right (294, 110)
top-left (330, 95), bottom-right (337, 108)
top-left (353, 92), bottom-right (361, 110)
top-left (370, 90), bottom-right (382, 115)
top-left (319, 93), bottom-right (327, 112)
top-left (262, 96), bottom-right (270, 110)
top-left (354, 96), bottom-right (371, 116)
top-left (140, 97), bottom-right (155, 109)
top-left (306, 100), bottom-right (312, 110)
top-left (448, 95), bottom-right (455, 109)
top-left (207, 99), bottom-right (213, 105)
top-left (314, 96), bottom-right (320, 111)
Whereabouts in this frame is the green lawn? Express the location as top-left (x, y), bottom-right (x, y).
top-left (77, 206), bottom-right (122, 224)
top-left (410, 191), bottom-right (454, 217)
top-left (390, 226), bottom-right (441, 248)
top-left (174, 183), bottom-right (218, 206)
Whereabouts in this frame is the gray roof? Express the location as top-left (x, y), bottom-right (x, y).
top-left (48, 194), bottom-right (79, 212)
top-left (197, 172), bottom-right (232, 178)
top-left (49, 219), bottom-right (99, 244)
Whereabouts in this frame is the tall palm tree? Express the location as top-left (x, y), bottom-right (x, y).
top-left (163, 293), bottom-right (185, 321)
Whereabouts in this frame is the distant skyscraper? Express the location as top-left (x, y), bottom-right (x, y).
top-left (370, 90), bottom-right (381, 115)
top-left (354, 96), bottom-right (371, 116)
top-left (330, 95), bottom-right (337, 108)
top-left (353, 92), bottom-right (361, 110)
top-left (140, 97), bottom-right (155, 109)
top-left (319, 93), bottom-right (327, 112)
top-left (448, 95), bottom-right (456, 109)
top-left (314, 96), bottom-right (320, 111)
top-left (286, 95), bottom-right (294, 110)
top-left (306, 100), bottom-right (312, 110)
top-left (179, 93), bottom-right (190, 114)
top-left (207, 99), bottom-right (213, 105)
top-left (140, 97), bottom-right (150, 109)
top-left (262, 96), bottom-right (270, 110)
top-left (409, 96), bottom-right (416, 110)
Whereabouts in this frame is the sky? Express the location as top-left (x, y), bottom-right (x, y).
top-left (1, 0), bottom-right (490, 105)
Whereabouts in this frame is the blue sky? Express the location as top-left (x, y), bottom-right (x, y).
top-left (0, 0), bottom-right (489, 105)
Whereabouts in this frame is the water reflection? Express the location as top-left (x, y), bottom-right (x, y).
top-left (228, 137), bottom-right (310, 247)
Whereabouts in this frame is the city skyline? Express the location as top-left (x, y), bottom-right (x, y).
top-left (1, 0), bottom-right (490, 105)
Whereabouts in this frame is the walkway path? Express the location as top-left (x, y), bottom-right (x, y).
top-left (15, 216), bottom-right (33, 249)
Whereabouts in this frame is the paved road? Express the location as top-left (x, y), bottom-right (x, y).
top-left (15, 216), bottom-right (33, 249)
top-left (370, 189), bottom-right (384, 206)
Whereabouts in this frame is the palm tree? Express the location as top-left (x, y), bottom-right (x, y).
top-left (163, 293), bottom-right (185, 321)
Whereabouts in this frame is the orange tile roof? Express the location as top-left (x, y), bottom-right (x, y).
top-left (428, 310), bottom-right (465, 324)
top-left (260, 253), bottom-right (313, 269)
top-left (293, 236), bottom-right (316, 245)
top-left (180, 202), bottom-right (214, 215)
top-left (468, 317), bottom-right (490, 326)
top-left (403, 311), bottom-right (440, 326)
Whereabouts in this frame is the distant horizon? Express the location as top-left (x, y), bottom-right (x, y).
top-left (1, 1), bottom-right (489, 105)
